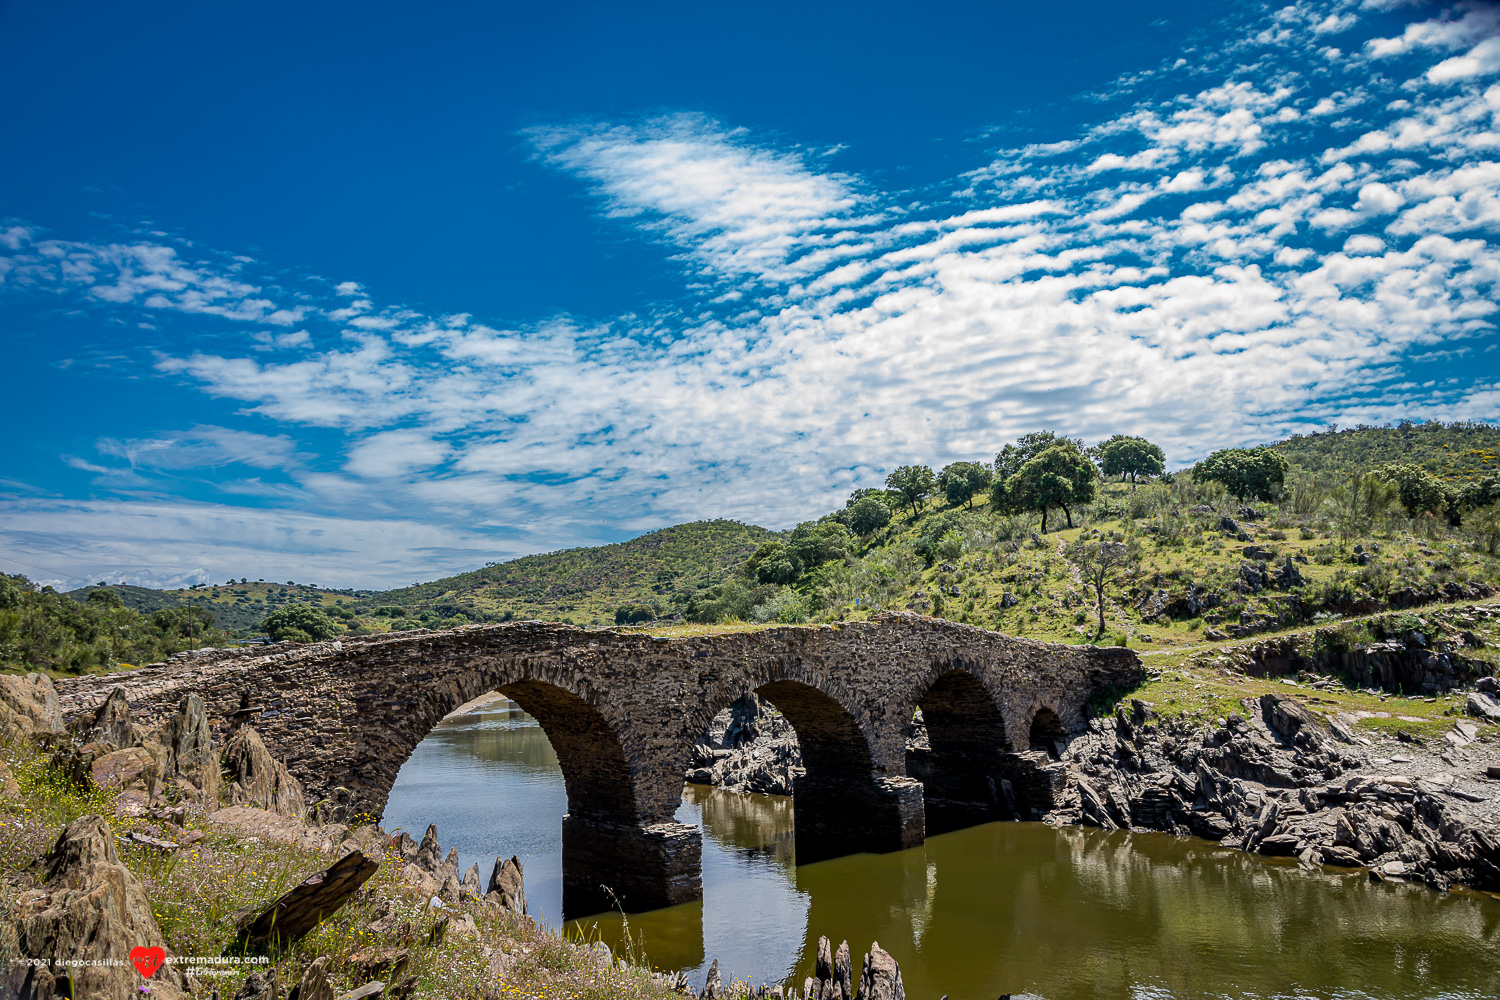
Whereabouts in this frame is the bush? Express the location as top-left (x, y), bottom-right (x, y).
top-left (261, 603), bottom-right (342, 642)
top-left (750, 588), bottom-right (810, 624)
top-left (614, 604), bottom-right (657, 625)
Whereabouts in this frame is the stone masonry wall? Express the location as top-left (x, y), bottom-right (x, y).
top-left (54, 612), bottom-right (1141, 827)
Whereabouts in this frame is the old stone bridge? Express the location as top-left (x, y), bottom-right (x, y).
top-left (55, 613), bottom-right (1140, 915)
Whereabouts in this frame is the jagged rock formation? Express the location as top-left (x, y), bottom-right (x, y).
top-left (4, 814), bottom-right (191, 1000)
top-left (1047, 693), bottom-right (1500, 891)
top-left (222, 724), bottom-right (308, 816)
top-left (1222, 605), bottom-right (1500, 694)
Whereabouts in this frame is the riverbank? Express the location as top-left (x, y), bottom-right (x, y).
top-left (0, 675), bottom-right (727, 1000)
top-left (691, 601), bottom-right (1500, 895)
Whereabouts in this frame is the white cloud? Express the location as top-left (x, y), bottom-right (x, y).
top-left (1428, 36), bottom-right (1500, 83)
top-left (2, 0), bottom-right (1498, 588)
top-left (525, 113), bottom-right (876, 285)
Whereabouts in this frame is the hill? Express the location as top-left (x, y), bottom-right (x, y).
top-left (67, 580), bottom-right (367, 633)
top-left (352, 519), bottom-right (779, 627)
top-left (1271, 420), bottom-right (1499, 485)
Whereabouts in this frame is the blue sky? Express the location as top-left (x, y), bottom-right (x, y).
top-left (2, 0), bottom-right (1499, 592)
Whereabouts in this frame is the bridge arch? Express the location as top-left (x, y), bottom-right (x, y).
top-left (51, 614), bottom-right (1142, 915)
top-left (497, 679), bottom-right (638, 824)
top-left (755, 678), bottom-right (923, 862)
top-left (905, 666), bottom-right (1013, 833)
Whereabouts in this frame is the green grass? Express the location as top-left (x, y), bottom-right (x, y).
top-left (0, 735), bottom-right (703, 1000)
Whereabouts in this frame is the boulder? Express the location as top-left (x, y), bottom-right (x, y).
top-left (0, 672), bottom-right (63, 739)
top-left (161, 693), bottom-right (221, 806)
top-left (8, 814), bottom-right (190, 1000)
top-left (487, 855), bottom-right (527, 914)
top-left (0, 759), bottom-right (20, 799)
top-left (223, 725), bottom-right (307, 817)
top-left (232, 968), bottom-right (281, 1000)
top-left (1258, 693), bottom-right (1329, 746)
top-left (857, 942), bottom-right (905, 1000)
top-left (235, 851), bottom-right (380, 947)
top-left (80, 686), bottom-right (134, 749)
top-left (1274, 556), bottom-right (1305, 590)
top-left (90, 747), bottom-right (158, 792)
top-left (1467, 692), bottom-right (1500, 721)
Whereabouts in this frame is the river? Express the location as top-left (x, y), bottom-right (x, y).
top-left (381, 696), bottom-right (1500, 999)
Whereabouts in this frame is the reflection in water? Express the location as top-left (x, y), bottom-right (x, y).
top-left (384, 697), bottom-right (1500, 1000)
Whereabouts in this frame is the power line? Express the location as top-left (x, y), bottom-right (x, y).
top-left (0, 552), bottom-right (74, 580)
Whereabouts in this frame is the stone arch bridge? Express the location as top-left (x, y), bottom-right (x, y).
top-left (55, 613), bottom-right (1140, 915)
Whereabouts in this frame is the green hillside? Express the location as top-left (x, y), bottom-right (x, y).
top-left (1272, 420), bottom-right (1499, 485)
top-left (41, 421), bottom-right (1500, 655)
top-left (654, 421), bottom-right (1500, 654)
top-left (352, 519), bottom-right (779, 627)
top-left (68, 580), bottom-right (368, 633)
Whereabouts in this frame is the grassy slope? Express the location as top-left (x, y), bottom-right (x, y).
top-left (350, 519), bottom-right (778, 627)
top-left (1271, 421), bottom-right (1500, 484)
top-left (767, 423), bottom-right (1500, 654)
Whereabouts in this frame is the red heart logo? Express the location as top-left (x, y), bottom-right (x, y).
top-left (130, 946), bottom-right (165, 979)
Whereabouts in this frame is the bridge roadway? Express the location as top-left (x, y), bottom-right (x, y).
top-left (55, 613), bottom-right (1141, 916)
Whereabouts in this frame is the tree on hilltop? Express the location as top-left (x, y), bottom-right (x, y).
top-left (885, 465), bottom-right (936, 513)
top-left (997, 445), bottom-right (1098, 532)
top-left (1097, 435), bottom-right (1165, 489)
top-left (937, 461), bottom-right (993, 509)
top-left (994, 431), bottom-right (1085, 481)
top-left (844, 495), bottom-right (892, 535)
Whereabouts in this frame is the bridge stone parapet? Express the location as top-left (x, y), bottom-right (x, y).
top-left (54, 613), bottom-right (1140, 915)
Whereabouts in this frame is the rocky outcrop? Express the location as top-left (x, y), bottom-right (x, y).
top-left (1046, 693), bottom-right (1500, 891)
top-left (1223, 605), bottom-right (1499, 695)
top-left (686, 695), bottom-right (800, 796)
top-left (223, 724), bottom-right (307, 817)
top-left (857, 942), bottom-right (905, 1000)
top-left (488, 854), bottom-right (527, 914)
top-left (0, 672), bottom-right (63, 740)
top-left (795, 935), bottom-right (902, 1000)
top-left (160, 692), bottom-right (221, 806)
top-left (4, 813), bottom-right (191, 1000)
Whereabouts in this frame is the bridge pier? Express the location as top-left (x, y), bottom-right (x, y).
top-left (907, 748), bottom-right (1013, 832)
top-left (560, 815), bottom-right (702, 917)
top-left (793, 774), bottom-right (925, 864)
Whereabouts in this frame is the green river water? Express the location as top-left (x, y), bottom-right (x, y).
top-left (382, 697), bottom-right (1500, 999)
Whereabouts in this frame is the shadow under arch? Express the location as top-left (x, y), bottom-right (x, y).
top-left (1029, 706), bottom-right (1067, 760)
top-left (754, 679), bottom-right (924, 864)
top-left (491, 680), bottom-right (697, 918)
top-left (906, 667), bottom-right (1013, 834)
